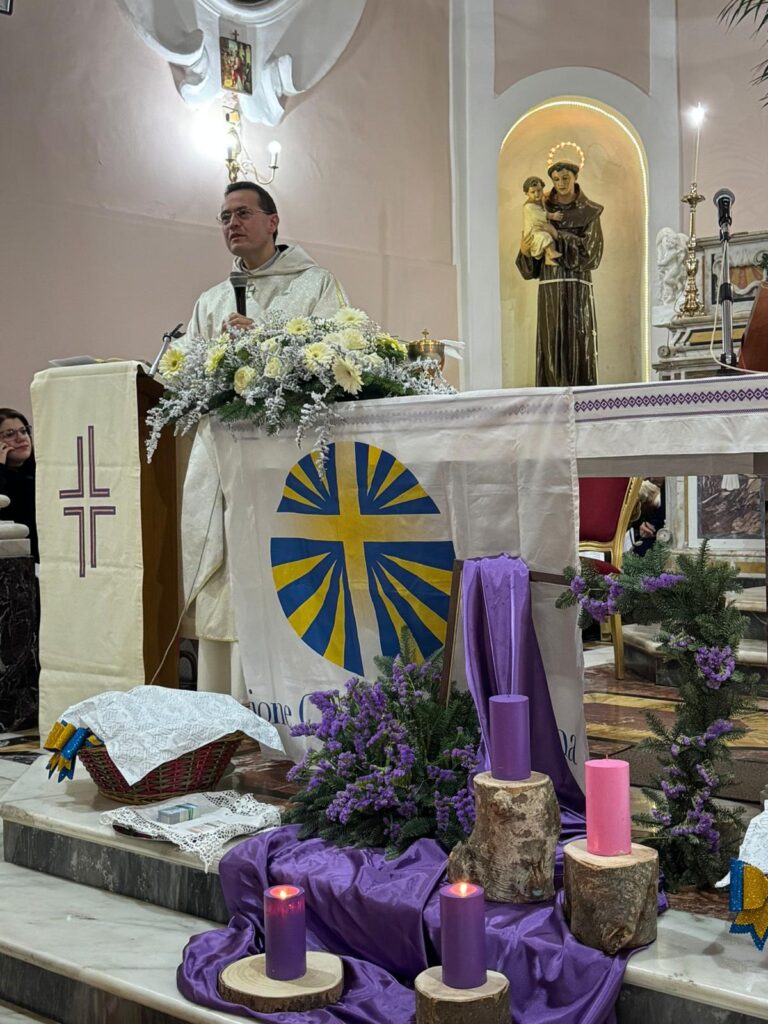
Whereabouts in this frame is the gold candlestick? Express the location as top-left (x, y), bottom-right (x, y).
top-left (677, 184), bottom-right (706, 318)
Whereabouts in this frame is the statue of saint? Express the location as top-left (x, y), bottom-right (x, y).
top-left (515, 157), bottom-right (604, 387)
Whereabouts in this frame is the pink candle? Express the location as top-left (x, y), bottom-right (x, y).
top-left (264, 884), bottom-right (306, 980)
top-left (585, 759), bottom-right (631, 856)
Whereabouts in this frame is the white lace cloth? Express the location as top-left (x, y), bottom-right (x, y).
top-left (717, 801), bottom-right (768, 887)
top-left (100, 791), bottom-right (281, 871)
top-left (60, 687), bottom-right (283, 785)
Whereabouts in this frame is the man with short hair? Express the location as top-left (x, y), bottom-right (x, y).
top-left (188, 181), bottom-right (346, 342)
top-left (183, 183), bottom-right (347, 701)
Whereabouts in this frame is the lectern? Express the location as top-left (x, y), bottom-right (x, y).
top-left (31, 361), bottom-right (179, 737)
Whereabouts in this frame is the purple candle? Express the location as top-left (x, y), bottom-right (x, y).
top-left (489, 694), bottom-right (530, 781)
top-left (264, 884), bottom-right (306, 980)
top-left (440, 881), bottom-right (487, 989)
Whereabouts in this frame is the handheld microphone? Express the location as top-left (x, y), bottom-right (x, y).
top-left (713, 188), bottom-right (735, 232)
top-left (229, 271), bottom-right (248, 316)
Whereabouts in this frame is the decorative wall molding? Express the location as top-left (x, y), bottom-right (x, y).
top-left (115, 0), bottom-right (367, 126)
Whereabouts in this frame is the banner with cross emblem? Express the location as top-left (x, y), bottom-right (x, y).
top-left (32, 362), bottom-right (145, 738)
top-left (211, 389), bottom-right (587, 782)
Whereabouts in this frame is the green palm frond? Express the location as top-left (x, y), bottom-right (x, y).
top-left (720, 1), bottom-right (768, 101)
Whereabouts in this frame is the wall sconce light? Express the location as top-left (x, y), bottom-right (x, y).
top-left (223, 94), bottom-right (281, 185)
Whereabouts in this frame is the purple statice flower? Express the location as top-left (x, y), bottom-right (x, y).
top-left (434, 791), bottom-right (453, 833)
top-left (694, 645), bottom-right (735, 689)
top-left (448, 744), bottom-right (482, 772)
top-left (660, 780), bottom-right (686, 800)
top-left (651, 806), bottom-right (672, 827)
top-left (569, 575), bottom-right (587, 596)
top-left (663, 764), bottom-right (685, 779)
top-left (579, 596), bottom-right (616, 623)
top-left (670, 743), bottom-right (680, 757)
top-left (696, 763), bottom-right (719, 789)
top-left (453, 786), bottom-right (476, 835)
top-left (668, 633), bottom-right (693, 650)
top-left (607, 577), bottom-right (624, 602)
top-left (427, 765), bottom-right (457, 783)
top-left (640, 573), bottom-right (685, 593)
top-left (704, 719), bottom-right (735, 742)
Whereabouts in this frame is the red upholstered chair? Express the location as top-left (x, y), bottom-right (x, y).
top-left (578, 477), bottom-right (644, 680)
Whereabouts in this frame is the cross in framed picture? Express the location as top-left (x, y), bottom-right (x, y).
top-left (0, 0), bottom-right (13, 15)
top-left (219, 30), bottom-right (253, 95)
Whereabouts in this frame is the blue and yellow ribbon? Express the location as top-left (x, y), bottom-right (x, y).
top-left (730, 858), bottom-right (768, 951)
top-left (43, 720), bottom-right (102, 782)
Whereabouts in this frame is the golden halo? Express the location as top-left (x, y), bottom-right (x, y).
top-left (547, 141), bottom-right (585, 171)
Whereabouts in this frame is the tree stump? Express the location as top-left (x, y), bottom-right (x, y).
top-left (218, 951), bottom-right (344, 1013)
top-left (415, 967), bottom-right (511, 1024)
top-left (563, 839), bottom-right (658, 954)
top-left (447, 771), bottom-right (560, 902)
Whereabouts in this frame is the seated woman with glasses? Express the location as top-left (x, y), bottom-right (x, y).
top-left (0, 408), bottom-right (37, 562)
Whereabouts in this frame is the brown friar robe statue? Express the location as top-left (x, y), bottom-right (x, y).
top-left (516, 185), bottom-right (604, 387)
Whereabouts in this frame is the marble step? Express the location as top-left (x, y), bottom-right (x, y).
top-left (0, 761), bottom-right (242, 924)
top-left (0, 1001), bottom-right (55, 1022)
top-left (0, 861), bottom-right (251, 1024)
top-left (0, 853), bottom-right (767, 1024)
top-left (624, 624), bottom-right (768, 688)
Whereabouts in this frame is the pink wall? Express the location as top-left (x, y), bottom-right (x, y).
top-left (677, 0), bottom-right (768, 238)
top-left (494, 0), bottom-right (651, 98)
top-left (0, 0), bottom-right (456, 412)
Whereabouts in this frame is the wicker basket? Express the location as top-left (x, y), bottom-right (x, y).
top-left (78, 732), bottom-right (244, 804)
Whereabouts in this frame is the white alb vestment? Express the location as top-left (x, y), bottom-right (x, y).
top-left (522, 202), bottom-right (555, 259)
top-left (182, 245), bottom-right (347, 699)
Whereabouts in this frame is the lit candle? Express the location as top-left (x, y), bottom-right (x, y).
top-left (585, 759), bottom-right (631, 856)
top-left (690, 103), bottom-right (705, 186)
top-left (440, 881), bottom-right (487, 989)
top-left (489, 694), bottom-right (530, 781)
top-left (264, 884), bottom-right (306, 981)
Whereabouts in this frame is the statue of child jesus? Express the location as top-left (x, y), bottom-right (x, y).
top-left (521, 176), bottom-right (563, 266)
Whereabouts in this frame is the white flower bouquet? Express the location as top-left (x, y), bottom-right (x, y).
top-left (146, 308), bottom-right (453, 462)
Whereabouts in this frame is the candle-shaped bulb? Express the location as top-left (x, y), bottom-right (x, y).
top-left (689, 103), bottom-right (705, 186)
top-left (268, 139), bottom-right (281, 170)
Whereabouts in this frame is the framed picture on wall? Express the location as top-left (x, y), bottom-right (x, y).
top-left (0, 0), bottom-right (13, 15)
top-left (219, 36), bottom-right (253, 95)
top-left (698, 229), bottom-right (768, 315)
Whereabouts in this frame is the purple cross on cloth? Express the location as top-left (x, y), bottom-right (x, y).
top-left (177, 553), bottom-right (654, 1022)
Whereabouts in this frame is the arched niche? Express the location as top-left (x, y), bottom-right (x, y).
top-left (498, 97), bottom-right (649, 388)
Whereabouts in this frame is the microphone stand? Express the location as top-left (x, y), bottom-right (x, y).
top-left (717, 231), bottom-right (738, 375)
top-left (149, 323), bottom-right (185, 378)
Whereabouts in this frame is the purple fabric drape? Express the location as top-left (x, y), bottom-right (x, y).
top-left (462, 554), bottom-right (586, 815)
top-left (177, 553), bottom-right (653, 1022)
top-left (178, 824), bottom-right (626, 1023)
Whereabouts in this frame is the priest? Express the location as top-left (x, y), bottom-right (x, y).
top-left (516, 160), bottom-right (604, 387)
top-left (182, 182), bottom-right (348, 702)
top-left (188, 181), bottom-right (346, 341)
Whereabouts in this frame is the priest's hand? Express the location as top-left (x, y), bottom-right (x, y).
top-left (222, 313), bottom-right (255, 333)
top-left (519, 231), bottom-right (534, 257)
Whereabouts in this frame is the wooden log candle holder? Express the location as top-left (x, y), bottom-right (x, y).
top-left (415, 967), bottom-right (511, 1024)
top-left (218, 951), bottom-right (344, 1013)
top-left (447, 771), bottom-right (560, 902)
top-left (563, 839), bottom-right (658, 954)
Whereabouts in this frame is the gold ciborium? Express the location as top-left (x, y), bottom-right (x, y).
top-left (408, 329), bottom-right (445, 370)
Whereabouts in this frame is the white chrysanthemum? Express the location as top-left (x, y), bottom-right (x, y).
top-left (332, 356), bottom-right (363, 394)
top-left (340, 328), bottom-right (367, 351)
top-left (362, 353), bottom-right (385, 372)
top-left (334, 306), bottom-right (368, 327)
top-left (234, 366), bottom-right (258, 395)
top-left (205, 341), bottom-right (228, 374)
top-left (159, 347), bottom-right (185, 377)
top-left (264, 355), bottom-right (284, 379)
top-left (321, 331), bottom-right (346, 348)
top-left (261, 337), bottom-right (280, 354)
top-left (304, 342), bottom-right (333, 372)
top-left (285, 317), bottom-right (312, 336)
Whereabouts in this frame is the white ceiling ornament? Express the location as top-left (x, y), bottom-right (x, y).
top-left (115, 0), bottom-right (368, 127)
